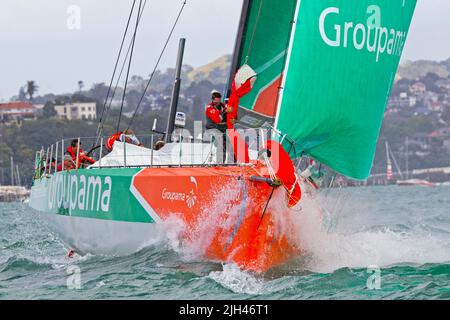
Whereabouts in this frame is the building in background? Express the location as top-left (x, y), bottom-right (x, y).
top-left (54, 102), bottom-right (97, 120)
top-left (0, 102), bottom-right (36, 121)
top-left (410, 82), bottom-right (427, 96)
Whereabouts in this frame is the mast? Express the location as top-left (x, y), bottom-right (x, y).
top-left (10, 156), bottom-right (14, 186)
top-left (15, 165), bottom-right (21, 187)
top-left (226, 0), bottom-right (251, 98)
top-left (385, 142), bottom-right (393, 182)
top-left (165, 38), bottom-right (186, 143)
top-left (405, 136), bottom-right (409, 179)
top-left (388, 144), bottom-right (404, 179)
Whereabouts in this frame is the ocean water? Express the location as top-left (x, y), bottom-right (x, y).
top-left (0, 186), bottom-right (449, 300)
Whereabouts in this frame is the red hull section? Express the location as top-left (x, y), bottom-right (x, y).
top-left (131, 165), bottom-right (302, 272)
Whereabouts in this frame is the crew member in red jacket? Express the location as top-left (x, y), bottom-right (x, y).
top-left (205, 91), bottom-right (231, 133)
top-left (105, 129), bottom-right (142, 151)
top-left (64, 139), bottom-right (95, 169)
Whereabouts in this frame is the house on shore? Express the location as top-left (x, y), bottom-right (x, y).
top-left (0, 102), bottom-right (37, 124)
top-left (54, 102), bottom-right (97, 120)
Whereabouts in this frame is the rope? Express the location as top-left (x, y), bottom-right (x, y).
top-left (127, 0), bottom-right (187, 130)
top-left (98, 4), bottom-right (144, 138)
top-left (257, 186), bottom-right (275, 230)
top-left (117, 0), bottom-right (143, 132)
top-left (96, 0), bottom-right (136, 129)
top-left (92, 0), bottom-right (137, 149)
top-left (94, 0), bottom-right (149, 149)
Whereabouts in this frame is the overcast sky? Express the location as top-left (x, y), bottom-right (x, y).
top-left (0, 0), bottom-right (449, 101)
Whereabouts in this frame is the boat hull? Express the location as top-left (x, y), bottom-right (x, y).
top-left (29, 166), bottom-right (306, 272)
top-left (396, 179), bottom-right (435, 187)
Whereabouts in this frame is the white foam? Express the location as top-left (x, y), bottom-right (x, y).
top-left (161, 181), bottom-right (246, 262)
top-left (147, 179), bottom-right (450, 275)
top-left (208, 264), bottom-right (264, 295)
top-left (291, 190), bottom-right (450, 273)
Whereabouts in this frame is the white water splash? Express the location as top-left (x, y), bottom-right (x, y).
top-left (208, 264), bottom-right (265, 295)
top-left (136, 216), bottom-right (186, 254)
top-left (290, 187), bottom-right (450, 273)
top-left (161, 179), bottom-right (247, 262)
top-left (144, 177), bottom-right (450, 276)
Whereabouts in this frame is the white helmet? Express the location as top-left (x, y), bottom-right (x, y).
top-left (211, 90), bottom-right (222, 99)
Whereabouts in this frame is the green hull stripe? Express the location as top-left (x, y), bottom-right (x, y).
top-left (31, 168), bottom-right (154, 223)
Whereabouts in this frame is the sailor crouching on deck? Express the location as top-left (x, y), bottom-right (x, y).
top-left (105, 129), bottom-right (143, 151)
top-left (64, 139), bottom-right (95, 170)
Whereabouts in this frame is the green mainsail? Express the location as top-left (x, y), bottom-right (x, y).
top-left (273, 0), bottom-right (417, 180)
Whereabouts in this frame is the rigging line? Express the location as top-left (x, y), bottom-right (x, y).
top-left (99, 42), bottom-right (133, 136)
top-left (245, 0), bottom-right (263, 64)
top-left (127, 0), bottom-right (187, 130)
top-left (95, 0), bottom-right (148, 148)
top-left (257, 186), bottom-right (275, 230)
top-left (389, 146), bottom-right (403, 178)
top-left (95, 0), bottom-right (137, 136)
top-left (117, 0), bottom-right (143, 133)
top-left (100, 1), bottom-right (147, 136)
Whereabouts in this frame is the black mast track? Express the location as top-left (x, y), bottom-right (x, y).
top-left (226, 0), bottom-right (251, 99)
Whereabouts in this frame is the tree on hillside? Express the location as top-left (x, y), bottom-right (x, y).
top-left (43, 101), bottom-right (57, 118)
top-left (26, 81), bottom-right (39, 102)
top-left (0, 142), bottom-right (13, 185)
top-left (78, 80), bottom-right (84, 92)
top-left (54, 95), bottom-right (71, 105)
top-left (125, 90), bottom-right (143, 112)
top-left (442, 106), bottom-right (450, 126)
top-left (421, 72), bottom-right (442, 92)
top-left (88, 83), bottom-right (110, 105)
top-left (17, 87), bottom-right (28, 101)
top-left (71, 93), bottom-right (94, 103)
top-left (185, 80), bottom-right (220, 105)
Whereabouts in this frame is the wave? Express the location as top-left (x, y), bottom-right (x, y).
top-left (208, 264), bottom-right (266, 295)
top-left (286, 191), bottom-right (450, 274)
top-left (0, 256), bottom-right (57, 273)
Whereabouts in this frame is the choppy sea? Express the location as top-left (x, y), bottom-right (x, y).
top-left (1, 186), bottom-right (449, 299)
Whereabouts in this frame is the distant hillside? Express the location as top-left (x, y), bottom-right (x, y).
top-left (186, 56), bottom-right (450, 85)
top-left (398, 58), bottom-right (450, 80)
top-left (186, 55), bottom-right (450, 85)
top-left (187, 55), bottom-right (231, 85)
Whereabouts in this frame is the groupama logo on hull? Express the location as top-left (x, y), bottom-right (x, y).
top-left (161, 176), bottom-right (198, 209)
top-left (47, 172), bottom-right (112, 214)
top-left (319, 5), bottom-right (408, 62)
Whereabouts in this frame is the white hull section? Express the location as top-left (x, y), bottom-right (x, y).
top-left (36, 212), bottom-right (166, 256)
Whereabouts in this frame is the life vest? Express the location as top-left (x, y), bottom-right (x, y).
top-left (106, 132), bottom-right (122, 151)
top-left (66, 146), bottom-right (95, 168)
top-left (66, 146), bottom-right (77, 161)
top-left (205, 103), bottom-right (227, 132)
